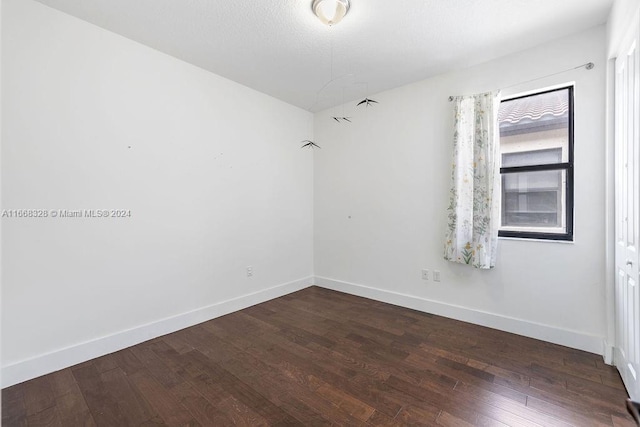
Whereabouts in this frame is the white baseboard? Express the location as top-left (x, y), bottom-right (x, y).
top-left (1, 277), bottom-right (313, 389)
top-left (3, 275), bottom-right (605, 389)
top-left (314, 276), bottom-right (604, 355)
top-left (602, 340), bottom-right (615, 365)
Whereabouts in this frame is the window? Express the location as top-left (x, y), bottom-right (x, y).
top-left (498, 86), bottom-right (574, 241)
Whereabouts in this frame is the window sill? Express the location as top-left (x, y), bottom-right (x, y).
top-left (498, 235), bottom-right (574, 244)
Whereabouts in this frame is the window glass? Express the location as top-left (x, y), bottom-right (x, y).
top-left (502, 169), bottom-right (566, 229)
top-left (498, 87), bottom-right (573, 241)
top-left (502, 148), bottom-right (561, 168)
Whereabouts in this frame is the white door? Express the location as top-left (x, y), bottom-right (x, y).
top-left (615, 11), bottom-right (640, 401)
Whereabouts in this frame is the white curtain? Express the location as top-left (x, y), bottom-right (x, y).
top-left (444, 91), bottom-right (501, 269)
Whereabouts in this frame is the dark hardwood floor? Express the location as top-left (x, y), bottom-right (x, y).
top-left (2, 286), bottom-right (635, 426)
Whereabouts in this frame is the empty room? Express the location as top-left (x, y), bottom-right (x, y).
top-left (2, 0), bottom-right (640, 425)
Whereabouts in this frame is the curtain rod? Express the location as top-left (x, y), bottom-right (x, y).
top-left (448, 62), bottom-right (594, 101)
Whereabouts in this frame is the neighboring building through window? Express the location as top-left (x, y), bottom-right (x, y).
top-left (498, 86), bottom-right (574, 241)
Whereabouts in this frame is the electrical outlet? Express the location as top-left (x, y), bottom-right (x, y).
top-left (433, 270), bottom-right (441, 282)
top-left (246, 266), bottom-right (253, 278)
top-left (421, 269), bottom-right (429, 280)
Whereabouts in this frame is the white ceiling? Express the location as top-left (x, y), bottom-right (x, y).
top-left (34, 0), bottom-right (613, 112)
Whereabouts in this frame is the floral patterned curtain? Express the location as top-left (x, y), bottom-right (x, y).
top-left (444, 91), bottom-right (501, 269)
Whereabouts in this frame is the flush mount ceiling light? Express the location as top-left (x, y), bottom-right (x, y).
top-left (312, 0), bottom-right (350, 26)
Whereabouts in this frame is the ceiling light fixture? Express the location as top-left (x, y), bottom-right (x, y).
top-left (312, 0), bottom-right (350, 26)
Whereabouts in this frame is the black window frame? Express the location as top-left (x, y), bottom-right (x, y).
top-left (498, 86), bottom-right (574, 242)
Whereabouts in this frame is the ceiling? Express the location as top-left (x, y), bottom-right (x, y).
top-left (34, 0), bottom-right (613, 112)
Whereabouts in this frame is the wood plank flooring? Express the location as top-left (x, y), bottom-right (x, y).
top-left (2, 286), bottom-right (636, 426)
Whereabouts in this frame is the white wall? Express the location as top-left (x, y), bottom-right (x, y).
top-left (607, 0), bottom-right (640, 56)
top-left (0, 0), bottom-right (4, 390)
top-left (314, 26), bottom-right (607, 354)
top-left (1, 0), bottom-right (313, 387)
